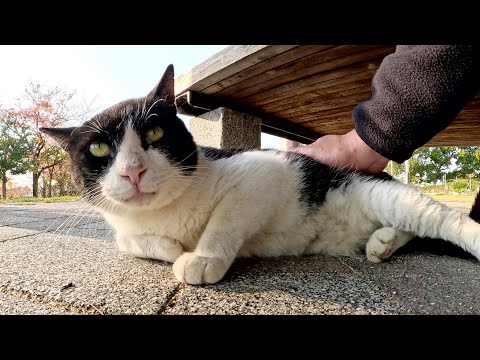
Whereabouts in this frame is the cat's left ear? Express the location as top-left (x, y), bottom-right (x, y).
top-left (39, 127), bottom-right (77, 152)
top-left (146, 64), bottom-right (176, 108)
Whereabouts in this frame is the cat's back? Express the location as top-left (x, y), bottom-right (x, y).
top-left (200, 147), bottom-right (390, 236)
top-left (200, 146), bottom-right (374, 209)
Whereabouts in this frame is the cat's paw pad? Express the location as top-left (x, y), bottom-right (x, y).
top-left (366, 227), bottom-right (396, 263)
top-left (172, 253), bottom-right (228, 285)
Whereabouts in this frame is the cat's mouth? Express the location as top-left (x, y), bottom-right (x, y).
top-left (124, 190), bottom-right (156, 205)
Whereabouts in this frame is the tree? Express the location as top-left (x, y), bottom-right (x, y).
top-left (455, 146), bottom-right (480, 177)
top-left (38, 144), bottom-right (69, 197)
top-left (0, 109), bottom-right (29, 199)
top-left (54, 159), bottom-right (76, 196)
top-left (451, 146), bottom-right (480, 190)
top-left (385, 160), bottom-right (405, 180)
top-left (411, 147), bottom-right (457, 183)
top-left (13, 81), bottom-right (95, 197)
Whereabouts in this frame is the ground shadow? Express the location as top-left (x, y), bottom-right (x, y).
top-left (396, 236), bottom-right (476, 260)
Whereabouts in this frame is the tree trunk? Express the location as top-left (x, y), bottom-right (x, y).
top-left (48, 179), bottom-right (52, 197)
top-left (59, 181), bottom-right (64, 196)
top-left (41, 177), bottom-right (46, 198)
top-left (48, 168), bottom-right (54, 197)
top-left (32, 172), bottom-right (39, 198)
top-left (1, 172), bottom-right (6, 200)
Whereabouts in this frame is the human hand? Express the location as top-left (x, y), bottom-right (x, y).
top-left (288, 129), bottom-right (389, 174)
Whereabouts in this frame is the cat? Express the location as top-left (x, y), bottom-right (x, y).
top-left (40, 64), bottom-right (480, 285)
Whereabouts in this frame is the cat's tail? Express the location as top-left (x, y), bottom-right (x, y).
top-left (355, 176), bottom-right (480, 261)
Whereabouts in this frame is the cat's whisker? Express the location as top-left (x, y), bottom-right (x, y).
top-left (145, 113), bottom-right (158, 121)
top-left (78, 129), bottom-right (100, 136)
top-left (163, 171), bottom-right (210, 182)
top-left (40, 199), bottom-right (92, 236)
top-left (79, 124), bottom-right (102, 135)
top-left (88, 193), bottom-right (115, 212)
top-left (135, 103), bottom-right (141, 120)
top-left (38, 200), bottom-right (97, 255)
top-left (46, 203), bottom-right (90, 238)
top-left (178, 149), bottom-right (199, 164)
top-left (141, 97), bottom-right (148, 119)
top-left (50, 199), bottom-right (97, 236)
top-left (175, 166), bottom-right (210, 173)
top-left (64, 199), bottom-right (102, 236)
top-left (144, 98), bottom-right (164, 120)
top-left (75, 200), bottom-right (100, 234)
top-left (92, 118), bottom-right (103, 131)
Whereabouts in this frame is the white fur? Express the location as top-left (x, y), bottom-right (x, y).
top-left (96, 132), bottom-right (480, 285)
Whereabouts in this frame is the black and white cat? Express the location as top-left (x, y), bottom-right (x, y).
top-left (41, 65), bottom-right (480, 285)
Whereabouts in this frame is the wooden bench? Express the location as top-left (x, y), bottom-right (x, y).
top-left (174, 45), bottom-right (480, 147)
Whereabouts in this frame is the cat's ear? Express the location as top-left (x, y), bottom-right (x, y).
top-left (146, 64), bottom-right (176, 108)
top-left (39, 127), bottom-right (77, 151)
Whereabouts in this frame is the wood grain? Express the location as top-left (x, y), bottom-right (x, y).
top-left (270, 91), bottom-right (372, 118)
top-left (202, 45), bottom-right (335, 95)
top-left (259, 83), bottom-right (371, 113)
top-left (175, 45), bottom-right (299, 95)
top-left (216, 45), bottom-right (395, 99)
top-left (244, 65), bottom-right (379, 107)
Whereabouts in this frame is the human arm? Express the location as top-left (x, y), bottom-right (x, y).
top-left (290, 45), bottom-right (480, 172)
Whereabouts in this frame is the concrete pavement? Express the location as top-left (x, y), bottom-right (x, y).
top-left (0, 201), bottom-right (478, 315)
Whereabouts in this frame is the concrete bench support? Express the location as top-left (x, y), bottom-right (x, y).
top-left (189, 107), bottom-right (261, 149)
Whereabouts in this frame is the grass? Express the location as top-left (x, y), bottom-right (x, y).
top-left (0, 195), bottom-right (81, 204)
top-left (425, 193), bottom-right (475, 202)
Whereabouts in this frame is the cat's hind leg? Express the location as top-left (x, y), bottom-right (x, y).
top-left (366, 227), bottom-right (414, 263)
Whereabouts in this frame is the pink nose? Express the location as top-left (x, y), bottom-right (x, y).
top-left (120, 166), bottom-right (146, 185)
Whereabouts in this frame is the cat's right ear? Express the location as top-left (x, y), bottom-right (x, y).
top-left (146, 64), bottom-right (176, 108)
top-left (39, 127), bottom-right (77, 151)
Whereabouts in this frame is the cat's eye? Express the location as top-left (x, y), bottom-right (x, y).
top-left (89, 142), bottom-right (111, 157)
top-left (146, 126), bottom-right (164, 144)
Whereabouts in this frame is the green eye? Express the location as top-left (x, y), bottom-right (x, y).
top-left (89, 142), bottom-right (111, 157)
top-left (146, 126), bottom-right (164, 144)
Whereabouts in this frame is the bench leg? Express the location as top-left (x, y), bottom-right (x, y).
top-left (189, 107), bottom-right (261, 149)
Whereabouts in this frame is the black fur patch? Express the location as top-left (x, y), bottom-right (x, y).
top-left (131, 104), bottom-right (198, 173)
top-left (283, 151), bottom-right (394, 210)
top-left (201, 147), bottom-right (249, 160)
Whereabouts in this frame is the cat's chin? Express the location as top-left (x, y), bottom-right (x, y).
top-left (122, 191), bottom-right (157, 206)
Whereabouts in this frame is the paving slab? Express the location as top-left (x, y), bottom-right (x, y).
top-left (0, 215), bottom-right (49, 227)
top-left (0, 227), bottom-right (41, 241)
top-left (342, 252), bottom-right (480, 314)
top-left (164, 256), bottom-right (400, 315)
top-left (0, 292), bottom-right (77, 315)
top-left (6, 215), bottom-right (100, 233)
top-left (0, 233), bottom-right (179, 315)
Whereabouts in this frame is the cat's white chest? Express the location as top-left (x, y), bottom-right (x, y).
top-left (102, 201), bottom-right (211, 251)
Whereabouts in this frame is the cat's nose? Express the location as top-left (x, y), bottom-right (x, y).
top-left (120, 166), bottom-right (146, 185)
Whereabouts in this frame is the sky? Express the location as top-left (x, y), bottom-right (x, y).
top-left (0, 45), bottom-right (282, 142)
top-left (0, 45), bottom-right (283, 187)
top-left (1, 45), bottom-right (229, 110)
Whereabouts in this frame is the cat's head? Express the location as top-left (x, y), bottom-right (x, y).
top-left (40, 65), bottom-right (198, 213)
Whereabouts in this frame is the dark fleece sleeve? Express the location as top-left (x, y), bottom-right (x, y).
top-left (353, 45), bottom-right (480, 163)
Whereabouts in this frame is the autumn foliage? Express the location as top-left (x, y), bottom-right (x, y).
top-left (0, 81), bottom-right (95, 199)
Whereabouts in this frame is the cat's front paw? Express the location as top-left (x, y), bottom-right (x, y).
top-left (172, 253), bottom-right (229, 285)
